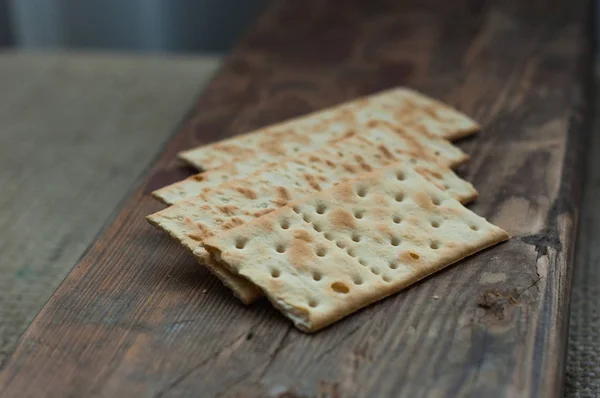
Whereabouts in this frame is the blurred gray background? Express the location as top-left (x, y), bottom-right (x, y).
top-left (0, 0), bottom-right (266, 53)
top-left (0, 1), bottom-right (597, 56)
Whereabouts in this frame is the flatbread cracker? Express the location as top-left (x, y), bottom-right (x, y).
top-left (178, 87), bottom-right (479, 171)
top-left (155, 122), bottom-right (468, 205)
top-left (203, 163), bottom-right (508, 332)
top-left (147, 129), bottom-right (477, 303)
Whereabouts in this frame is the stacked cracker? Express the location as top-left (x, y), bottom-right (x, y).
top-left (147, 88), bottom-right (508, 332)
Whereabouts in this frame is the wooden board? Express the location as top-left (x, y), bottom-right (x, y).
top-left (0, 1), bottom-right (592, 397)
top-left (0, 52), bottom-right (221, 367)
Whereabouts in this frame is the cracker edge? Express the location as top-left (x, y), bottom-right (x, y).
top-left (145, 215), bottom-right (262, 304)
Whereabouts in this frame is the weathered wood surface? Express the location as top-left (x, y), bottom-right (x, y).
top-left (0, 52), bottom-right (221, 366)
top-left (0, 1), bottom-right (592, 397)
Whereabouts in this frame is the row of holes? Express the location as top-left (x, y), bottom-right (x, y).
top-left (272, 238), bottom-right (429, 258)
top-left (235, 215), bottom-right (479, 250)
top-left (358, 187), bottom-right (444, 208)
top-left (286, 186), bottom-right (455, 228)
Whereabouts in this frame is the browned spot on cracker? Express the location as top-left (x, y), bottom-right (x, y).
top-left (376, 223), bottom-right (394, 237)
top-left (325, 160), bottom-right (336, 168)
top-left (423, 107), bottom-right (439, 119)
top-left (287, 131), bottom-right (311, 145)
top-left (398, 128), bottom-right (428, 157)
top-left (354, 154), bottom-right (373, 172)
top-left (377, 144), bottom-right (395, 160)
top-left (265, 276), bottom-right (283, 291)
top-left (328, 208), bottom-right (357, 230)
top-left (187, 232), bottom-right (205, 242)
top-left (187, 223), bottom-right (212, 242)
top-left (259, 137), bottom-right (285, 156)
top-left (294, 229), bottom-right (314, 243)
top-left (252, 208), bottom-right (276, 218)
top-left (404, 99), bottom-right (418, 112)
top-left (277, 186), bottom-right (291, 201)
top-left (256, 216), bottom-right (276, 231)
top-left (222, 217), bottom-right (245, 231)
top-left (342, 164), bottom-right (357, 173)
top-left (333, 130), bottom-right (356, 142)
top-left (412, 123), bottom-right (429, 136)
top-left (193, 174), bottom-right (205, 182)
top-left (414, 166), bottom-right (438, 186)
top-left (288, 239), bottom-right (316, 271)
top-left (214, 144), bottom-right (251, 156)
top-left (399, 250), bottom-right (421, 264)
top-left (371, 206), bottom-right (391, 220)
top-left (374, 194), bottom-right (388, 206)
top-left (430, 170), bottom-right (443, 179)
top-left (217, 205), bottom-right (239, 216)
top-left (441, 206), bottom-right (463, 220)
top-left (332, 183), bottom-right (358, 204)
top-left (234, 186), bottom-right (258, 199)
top-left (304, 173), bottom-right (322, 191)
top-left (272, 197), bottom-right (288, 207)
top-left (413, 191), bottom-right (434, 210)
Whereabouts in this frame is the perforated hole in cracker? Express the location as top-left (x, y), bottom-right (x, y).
top-left (316, 203), bottom-right (327, 214)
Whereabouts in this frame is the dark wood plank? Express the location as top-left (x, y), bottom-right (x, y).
top-left (0, 1), bottom-right (592, 397)
top-left (0, 52), bottom-right (221, 367)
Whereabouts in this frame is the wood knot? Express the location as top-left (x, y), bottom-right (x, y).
top-left (477, 290), bottom-right (519, 321)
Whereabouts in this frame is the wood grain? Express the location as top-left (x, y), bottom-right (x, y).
top-left (0, 1), bottom-right (592, 397)
top-left (0, 52), bottom-right (221, 366)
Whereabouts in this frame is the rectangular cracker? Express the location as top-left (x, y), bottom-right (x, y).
top-left (178, 87), bottom-right (479, 171)
top-left (155, 121), bottom-right (468, 205)
top-left (203, 162), bottom-right (508, 332)
top-left (147, 128), bottom-right (477, 304)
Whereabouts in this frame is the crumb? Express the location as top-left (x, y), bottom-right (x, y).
top-left (433, 295), bottom-right (440, 299)
top-left (202, 289), bottom-right (208, 294)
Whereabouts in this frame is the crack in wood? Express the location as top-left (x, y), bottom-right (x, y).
top-left (258, 327), bottom-right (293, 382)
top-left (314, 324), bottom-right (362, 363)
top-left (155, 331), bottom-right (248, 398)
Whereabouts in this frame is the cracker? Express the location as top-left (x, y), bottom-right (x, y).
top-left (203, 162), bottom-right (508, 332)
top-left (147, 129), bottom-right (477, 304)
top-left (155, 121), bottom-right (468, 205)
top-left (178, 87), bottom-right (479, 171)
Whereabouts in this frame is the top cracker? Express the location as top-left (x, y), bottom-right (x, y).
top-left (178, 87), bottom-right (479, 171)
